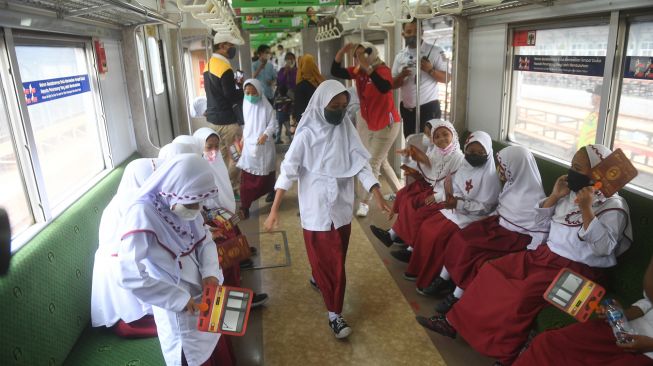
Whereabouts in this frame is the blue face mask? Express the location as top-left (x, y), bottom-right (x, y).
top-left (245, 94), bottom-right (261, 104)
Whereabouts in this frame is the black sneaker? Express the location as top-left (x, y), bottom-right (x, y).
top-left (370, 225), bottom-right (394, 247)
top-left (309, 278), bottom-right (320, 292)
top-left (329, 315), bottom-right (352, 339)
top-left (240, 258), bottom-right (254, 269)
top-left (390, 248), bottom-right (412, 263)
top-left (265, 192), bottom-right (275, 203)
top-left (251, 293), bottom-right (269, 308)
top-left (249, 247), bottom-right (257, 256)
top-left (416, 315), bottom-right (457, 338)
top-left (416, 277), bottom-right (454, 297)
top-left (435, 293), bottom-right (459, 314)
top-left (403, 272), bottom-right (417, 281)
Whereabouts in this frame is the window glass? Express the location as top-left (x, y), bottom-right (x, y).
top-left (508, 25), bottom-right (609, 161)
top-left (615, 21), bottom-right (653, 189)
top-left (0, 85), bottom-right (33, 236)
top-left (15, 44), bottom-right (105, 208)
top-left (147, 36), bottom-right (165, 95)
top-left (136, 34), bottom-right (151, 98)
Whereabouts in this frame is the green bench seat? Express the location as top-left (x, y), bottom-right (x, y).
top-left (0, 154), bottom-right (164, 366)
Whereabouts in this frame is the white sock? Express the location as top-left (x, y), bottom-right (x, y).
top-left (407, 246), bottom-right (413, 252)
top-left (388, 228), bottom-right (398, 240)
top-left (453, 287), bottom-right (464, 299)
top-left (328, 312), bottom-right (339, 321)
top-left (439, 266), bottom-right (451, 281)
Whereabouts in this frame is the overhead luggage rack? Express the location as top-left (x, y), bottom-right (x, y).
top-left (6, 0), bottom-right (180, 27)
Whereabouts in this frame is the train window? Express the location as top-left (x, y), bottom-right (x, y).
top-left (14, 43), bottom-right (106, 209)
top-left (147, 36), bottom-right (166, 95)
top-left (0, 83), bottom-right (33, 235)
top-left (614, 21), bottom-right (653, 189)
top-left (507, 25), bottom-right (610, 162)
top-left (135, 34), bottom-right (151, 98)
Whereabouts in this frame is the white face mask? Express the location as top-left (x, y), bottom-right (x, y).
top-left (171, 204), bottom-right (201, 221)
top-left (205, 149), bottom-right (218, 163)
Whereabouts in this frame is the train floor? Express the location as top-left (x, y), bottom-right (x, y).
top-left (231, 148), bottom-right (494, 366)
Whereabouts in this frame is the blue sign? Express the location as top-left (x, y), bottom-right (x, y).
top-left (513, 55), bottom-right (605, 77)
top-left (22, 74), bottom-right (91, 106)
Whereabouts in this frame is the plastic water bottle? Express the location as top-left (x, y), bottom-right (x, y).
top-left (229, 144), bottom-right (241, 162)
top-left (602, 298), bottom-right (636, 343)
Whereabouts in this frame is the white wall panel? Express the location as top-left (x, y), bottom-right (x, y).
top-left (99, 39), bottom-right (137, 165)
top-left (466, 24), bottom-right (507, 140)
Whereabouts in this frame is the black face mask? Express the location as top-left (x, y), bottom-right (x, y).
top-left (405, 35), bottom-right (417, 48)
top-left (227, 46), bottom-right (237, 59)
top-left (567, 169), bottom-right (592, 193)
top-left (465, 154), bottom-right (488, 167)
top-left (324, 108), bottom-right (346, 126)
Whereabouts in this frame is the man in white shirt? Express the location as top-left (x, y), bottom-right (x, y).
top-left (392, 18), bottom-right (450, 139)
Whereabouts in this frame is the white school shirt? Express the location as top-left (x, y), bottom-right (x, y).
top-left (532, 196), bottom-right (628, 267)
top-left (630, 293), bottom-right (653, 359)
top-left (275, 152), bottom-right (378, 232)
top-left (392, 42), bottom-right (448, 108)
top-left (118, 229), bottom-right (221, 366)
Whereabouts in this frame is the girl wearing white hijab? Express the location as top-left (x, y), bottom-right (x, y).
top-left (436, 145), bottom-right (549, 314)
top-left (264, 80), bottom-right (391, 339)
top-left (117, 154), bottom-right (232, 366)
top-left (237, 79), bottom-right (277, 218)
top-left (91, 158), bottom-right (161, 337)
top-left (193, 128), bottom-right (237, 214)
top-left (407, 131), bottom-right (501, 295)
top-left (371, 120), bottom-right (464, 250)
top-left (422, 145), bottom-right (632, 366)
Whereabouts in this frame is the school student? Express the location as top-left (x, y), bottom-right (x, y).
top-left (91, 158), bottom-right (161, 338)
top-left (513, 255), bottom-right (653, 366)
top-left (419, 144), bottom-right (632, 366)
top-left (370, 120), bottom-right (463, 255)
top-left (193, 127), bottom-right (269, 306)
top-left (406, 131), bottom-right (501, 291)
top-left (117, 154), bottom-right (234, 366)
top-left (435, 145), bottom-right (549, 314)
top-left (237, 79), bottom-right (277, 219)
top-left (264, 80), bottom-right (391, 338)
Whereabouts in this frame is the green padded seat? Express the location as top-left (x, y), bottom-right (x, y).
top-left (63, 326), bottom-right (163, 366)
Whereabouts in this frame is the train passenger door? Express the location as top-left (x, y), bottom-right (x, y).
top-left (136, 26), bottom-right (173, 146)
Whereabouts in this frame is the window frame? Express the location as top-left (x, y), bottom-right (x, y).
top-left (502, 9), bottom-right (653, 197)
top-left (1, 28), bottom-right (112, 250)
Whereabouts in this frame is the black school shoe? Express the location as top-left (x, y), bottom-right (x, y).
top-left (240, 258), bottom-right (254, 269)
top-left (370, 225), bottom-right (394, 247)
top-left (265, 192), bottom-right (275, 203)
top-left (309, 278), bottom-right (320, 292)
top-left (403, 272), bottom-right (417, 281)
top-left (416, 277), bottom-right (454, 297)
top-left (329, 315), bottom-right (352, 339)
top-left (416, 314), bottom-right (457, 338)
top-left (435, 293), bottom-right (459, 314)
top-left (390, 248), bottom-right (412, 263)
top-left (251, 293), bottom-right (269, 308)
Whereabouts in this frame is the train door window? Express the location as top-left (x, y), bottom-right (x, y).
top-left (614, 21), bottom-right (653, 189)
top-left (14, 40), bottom-right (106, 209)
top-left (147, 36), bottom-right (165, 95)
top-left (0, 77), bottom-right (33, 235)
top-left (507, 24), bottom-right (610, 162)
top-left (135, 33), bottom-right (151, 98)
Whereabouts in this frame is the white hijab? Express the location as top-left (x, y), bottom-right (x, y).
top-left (172, 135), bottom-right (204, 155)
top-left (192, 127), bottom-right (236, 213)
top-left (495, 145), bottom-right (548, 233)
top-left (420, 119), bottom-right (464, 183)
top-left (242, 78), bottom-right (274, 145)
top-left (454, 131), bottom-right (501, 203)
top-left (158, 142), bottom-right (198, 160)
top-left (292, 79), bottom-right (370, 178)
top-left (552, 144), bottom-right (632, 254)
top-left (120, 155), bottom-right (219, 264)
top-left (442, 131), bottom-right (501, 228)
